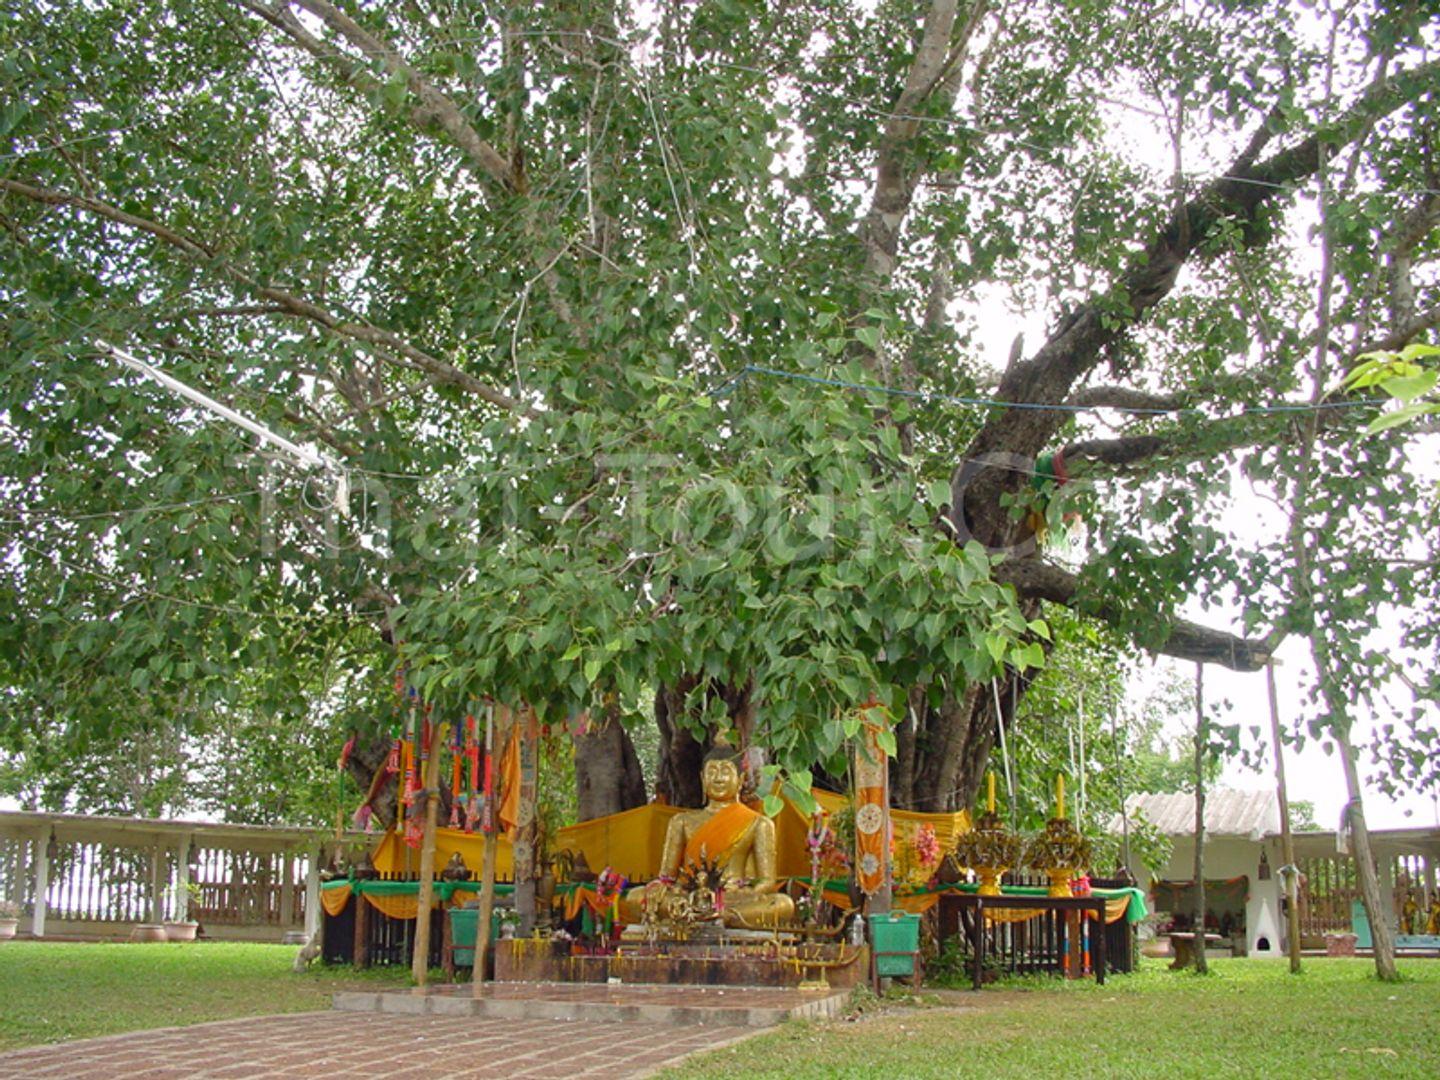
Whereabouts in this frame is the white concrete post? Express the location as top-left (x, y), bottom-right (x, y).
top-left (175, 836), bottom-right (192, 922)
top-left (31, 831), bottom-right (49, 938)
top-left (303, 843), bottom-right (322, 939)
top-left (279, 853), bottom-right (295, 927)
top-left (149, 846), bottom-right (165, 923)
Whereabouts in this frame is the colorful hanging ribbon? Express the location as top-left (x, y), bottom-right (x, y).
top-left (854, 700), bottom-right (888, 896)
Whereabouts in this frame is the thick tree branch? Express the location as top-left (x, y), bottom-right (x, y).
top-left (952, 56), bottom-right (1440, 541)
top-left (993, 559), bottom-right (1273, 671)
top-left (858, 0), bottom-right (965, 278)
top-left (0, 178), bottom-right (532, 416)
top-left (280, 0), bottom-right (517, 191)
top-left (856, 0), bottom-right (988, 384)
top-left (0, 178), bottom-right (214, 259)
top-left (1066, 386), bottom-right (1187, 413)
top-left (1364, 302), bottom-right (1440, 355)
top-left (1385, 192), bottom-right (1440, 329)
top-left (1062, 433), bottom-right (1168, 468)
top-left (237, 1), bottom-right (589, 347)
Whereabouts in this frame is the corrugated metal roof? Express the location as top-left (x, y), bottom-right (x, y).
top-left (1124, 789), bottom-right (1281, 841)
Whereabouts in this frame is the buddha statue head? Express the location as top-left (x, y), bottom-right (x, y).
top-left (701, 741), bottom-right (744, 805)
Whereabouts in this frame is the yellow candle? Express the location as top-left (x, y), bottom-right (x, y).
top-left (1056, 773), bottom-right (1066, 820)
top-left (987, 772), bottom-right (996, 814)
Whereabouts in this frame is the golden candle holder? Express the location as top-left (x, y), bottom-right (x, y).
top-left (1024, 817), bottom-right (1092, 897)
top-left (953, 810), bottom-right (1025, 897)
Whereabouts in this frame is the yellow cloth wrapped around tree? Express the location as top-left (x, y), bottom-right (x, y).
top-left (365, 892), bottom-right (420, 920)
top-left (320, 884), bottom-right (352, 917)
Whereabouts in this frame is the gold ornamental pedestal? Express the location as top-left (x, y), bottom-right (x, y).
top-left (1025, 776), bottom-right (1091, 897)
top-left (953, 776), bottom-right (1023, 897)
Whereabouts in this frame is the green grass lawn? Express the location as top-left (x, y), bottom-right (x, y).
top-left (662, 958), bottom-right (1440, 1080)
top-left (0, 941), bottom-right (409, 1050)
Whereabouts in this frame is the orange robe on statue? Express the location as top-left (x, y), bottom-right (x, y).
top-left (682, 802), bottom-right (757, 868)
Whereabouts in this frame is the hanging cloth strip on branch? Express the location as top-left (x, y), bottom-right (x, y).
top-left (497, 723), bottom-right (522, 835)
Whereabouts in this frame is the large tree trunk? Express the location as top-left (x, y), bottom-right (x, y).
top-left (894, 661), bottom-right (1036, 813)
top-left (573, 710), bottom-right (646, 821)
top-left (1336, 737), bottom-right (1398, 981)
top-left (653, 676), bottom-right (753, 807)
top-left (654, 677), bottom-right (710, 808)
top-left (1328, 702), bottom-right (1399, 980)
top-left (654, 669), bottom-right (1034, 816)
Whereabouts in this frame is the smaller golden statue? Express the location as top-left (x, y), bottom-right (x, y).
top-left (622, 744), bottom-right (795, 928)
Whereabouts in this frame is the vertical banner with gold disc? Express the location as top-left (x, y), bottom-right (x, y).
top-left (853, 700), bottom-right (890, 897)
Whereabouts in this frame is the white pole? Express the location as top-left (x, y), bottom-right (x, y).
top-left (1077, 687), bottom-right (1086, 829)
top-left (97, 341), bottom-right (331, 469)
top-left (304, 843), bottom-right (322, 939)
top-left (95, 340), bottom-right (349, 512)
top-left (31, 831), bottom-right (49, 938)
top-left (991, 679), bottom-right (1015, 826)
top-left (176, 836), bottom-right (192, 922)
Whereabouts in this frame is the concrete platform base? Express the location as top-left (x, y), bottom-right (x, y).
top-left (333, 980), bottom-right (849, 1028)
top-left (495, 938), bottom-right (869, 989)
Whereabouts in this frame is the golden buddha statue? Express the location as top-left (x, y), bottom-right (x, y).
top-left (622, 745), bottom-right (795, 928)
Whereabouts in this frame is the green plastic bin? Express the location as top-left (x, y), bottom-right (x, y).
top-left (448, 907), bottom-right (502, 967)
top-left (869, 911), bottom-right (922, 980)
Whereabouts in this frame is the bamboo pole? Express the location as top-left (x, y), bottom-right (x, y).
top-left (878, 716), bottom-right (893, 914)
top-left (1077, 687), bottom-right (1086, 828)
top-left (514, 706), bottom-right (539, 935)
top-left (411, 719), bottom-right (444, 985)
top-left (473, 703), bottom-right (502, 996)
top-left (1191, 662), bottom-right (1209, 974)
top-left (1111, 706), bottom-right (1132, 877)
top-left (1266, 663), bottom-right (1303, 974)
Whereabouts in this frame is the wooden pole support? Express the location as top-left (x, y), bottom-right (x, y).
top-left (474, 703), bottom-right (504, 996)
top-left (411, 721), bottom-right (444, 985)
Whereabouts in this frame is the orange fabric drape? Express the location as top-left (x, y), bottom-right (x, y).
top-left (497, 726), bottom-right (521, 835)
top-left (562, 885), bottom-right (612, 921)
top-left (365, 893), bottom-right (420, 920)
top-left (321, 884), bottom-right (352, 917)
top-left (322, 884), bottom-right (477, 921)
top-left (369, 791), bottom-right (967, 887)
top-left (800, 881), bottom-right (1131, 922)
top-left (981, 897), bottom-right (1130, 924)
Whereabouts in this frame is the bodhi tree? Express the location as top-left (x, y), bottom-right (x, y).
top-left (2, 0), bottom-right (1436, 854)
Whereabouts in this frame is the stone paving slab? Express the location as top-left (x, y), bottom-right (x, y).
top-left (333, 981), bottom-right (846, 1029)
top-left (0, 1010), bottom-right (756, 1079)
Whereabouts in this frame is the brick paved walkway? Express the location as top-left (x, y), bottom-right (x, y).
top-left (0, 1010), bottom-right (755, 1079)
